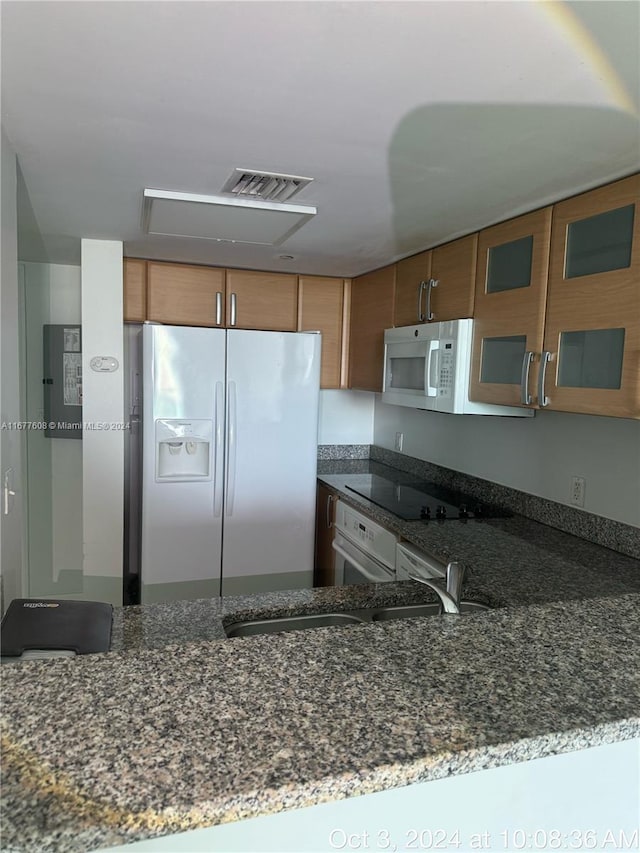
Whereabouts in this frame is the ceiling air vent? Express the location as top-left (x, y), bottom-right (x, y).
top-left (222, 169), bottom-right (313, 202)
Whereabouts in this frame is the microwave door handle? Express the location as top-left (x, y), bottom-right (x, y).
top-left (425, 340), bottom-right (439, 397)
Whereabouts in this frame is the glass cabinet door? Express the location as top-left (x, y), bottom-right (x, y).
top-left (469, 207), bottom-right (552, 407)
top-left (543, 174), bottom-right (639, 418)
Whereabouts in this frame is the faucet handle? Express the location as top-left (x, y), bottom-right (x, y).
top-left (445, 561), bottom-right (465, 605)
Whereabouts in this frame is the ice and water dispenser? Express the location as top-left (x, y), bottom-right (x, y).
top-left (155, 419), bottom-right (213, 482)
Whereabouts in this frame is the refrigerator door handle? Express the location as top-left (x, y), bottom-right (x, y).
top-left (213, 381), bottom-right (224, 517)
top-left (225, 380), bottom-right (237, 515)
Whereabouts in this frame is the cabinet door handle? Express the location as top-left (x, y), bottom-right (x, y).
top-left (417, 281), bottom-right (426, 322)
top-left (326, 494), bottom-right (334, 528)
top-left (230, 292), bottom-right (237, 327)
top-left (520, 350), bottom-right (534, 405)
top-left (215, 292), bottom-right (223, 326)
top-left (426, 278), bottom-right (438, 321)
top-left (538, 351), bottom-right (552, 407)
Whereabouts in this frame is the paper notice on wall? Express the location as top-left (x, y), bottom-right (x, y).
top-left (63, 353), bottom-right (83, 406)
top-left (63, 327), bottom-right (81, 352)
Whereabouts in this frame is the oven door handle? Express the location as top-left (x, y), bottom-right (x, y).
top-left (332, 540), bottom-right (394, 583)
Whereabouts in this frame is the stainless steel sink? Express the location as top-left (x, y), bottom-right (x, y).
top-left (224, 600), bottom-right (491, 638)
top-left (372, 601), bottom-right (490, 621)
top-left (225, 612), bottom-right (366, 638)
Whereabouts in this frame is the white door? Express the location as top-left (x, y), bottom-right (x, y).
top-left (221, 330), bottom-right (320, 595)
top-left (141, 325), bottom-right (226, 603)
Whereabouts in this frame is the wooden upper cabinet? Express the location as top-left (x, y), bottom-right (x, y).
top-left (542, 174), bottom-right (640, 418)
top-left (147, 262), bottom-right (226, 327)
top-left (226, 269), bottom-right (298, 331)
top-left (469, 207), bottom-right (552, 408)
top-left (349, 264), bottom-right (396, 392)
top-left (429, 233), bottom-right (478, 322)
top-left (394, 251), bottom-right (431, 327)
top-left (298, 276), bottom-right (345, 389)
top-left (123, 258), bottom-right (147, 322)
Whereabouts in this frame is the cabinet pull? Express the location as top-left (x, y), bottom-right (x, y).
top-left (417, 281), bottom-right (426, 322)
top-left (426, 278), bottom-right (438, 321)
top-left (326, 494), bottom-right (334, 529)
top-left (230, 292), bottom-right (237, 327)
top-left (215, 292), bottom-right (223, 326)
top-left (538, 351), bottom-right (552, 407)
top-left (520, 351), bottom-right (534, 405)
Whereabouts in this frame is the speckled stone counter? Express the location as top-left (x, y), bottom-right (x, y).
top-left (2, 458), bottom-right (640, 852)
top-left (2, 594), bottom-right (640, 853)
top-left (317, 459), bottom-right (640, 607)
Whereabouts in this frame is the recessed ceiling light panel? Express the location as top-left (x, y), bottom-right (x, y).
top-left (142, 188), bottom-right (316, 246)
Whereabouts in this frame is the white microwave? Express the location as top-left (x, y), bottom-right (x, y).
top-left (381, 320), bottom-right (533, 416)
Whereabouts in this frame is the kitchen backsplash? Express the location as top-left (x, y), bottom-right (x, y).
top-left (317, 444), bottom-right (370, 460)
top-left (319, 445), bottom-right (639, 560)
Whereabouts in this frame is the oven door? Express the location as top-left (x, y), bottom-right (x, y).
top-left (332, 531), bottom-right (395, 586)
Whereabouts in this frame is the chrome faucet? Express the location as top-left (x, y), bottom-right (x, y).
top-left (407, 561), bottom-right (465, 614)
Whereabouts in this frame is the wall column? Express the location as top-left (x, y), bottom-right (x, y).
top-left (81, 239), bottom-right (123, 605)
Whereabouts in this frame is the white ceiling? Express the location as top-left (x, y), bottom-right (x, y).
top-left (2, 1), bottom-right (639, 277)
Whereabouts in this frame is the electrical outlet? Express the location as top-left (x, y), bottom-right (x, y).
top-left (394, 432), bottom-right (404, 452)
top-left (570, 476), bottom-right (586, 508)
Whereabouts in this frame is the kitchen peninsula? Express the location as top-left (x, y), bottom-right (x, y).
top-left (2, 449), bottom-right (640, 853)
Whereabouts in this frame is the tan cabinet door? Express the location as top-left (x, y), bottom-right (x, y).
top-left (394, 251), bottom-right (431, 327)
top-left (314, 483), bottom-right (337, 587)
top-left (349, 264), bottom-right (396, 392)
top-left (429, 233), bottom-right (478, 322)
top-left (123, 258), bottom-right (147, 323)
top-left (469, 208), bottom-right (552, 407)
top-left (226, 269), bottom-right (298, 331)
top-left (298, 276), bottom-right (345, 389)
top-left (542, 174), bottom-right (640, 418)
top-left (147, 262), bottom-right (226, 327)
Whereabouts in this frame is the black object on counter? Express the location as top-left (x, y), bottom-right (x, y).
top-left (1, 599), bottom-right (113, 657)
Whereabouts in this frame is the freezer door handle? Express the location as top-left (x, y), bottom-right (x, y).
top-left (225, 380), bottom-right (237, 515)
top-left (214, 381), bottom-right (224, 517)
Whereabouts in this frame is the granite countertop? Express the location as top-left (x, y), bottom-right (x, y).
top-left (2, 460), bottom-right (640, 852)
top-left (317, 458), bottom-right (640, 608)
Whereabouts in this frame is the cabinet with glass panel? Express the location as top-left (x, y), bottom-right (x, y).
top-left (542, 174), bottom-right (639, 418)
top-left (469, 207), bottom-right (552, 408)
top-left (470, 174), bottom-right (639, 418)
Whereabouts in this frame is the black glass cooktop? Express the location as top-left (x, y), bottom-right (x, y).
top-left (344, 474), bottom-right (510, 522)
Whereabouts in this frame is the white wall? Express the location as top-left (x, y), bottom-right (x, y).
top-left (81, 240), bottom-right (124, 604)
top-left (374, 399), bottom-right (640, 527)
top-left (317, 390), bottom-right (374, 445)
top-left (21, 262), bottom-right (83, 595)
top-left (0, 129), bottom-right (24, 610)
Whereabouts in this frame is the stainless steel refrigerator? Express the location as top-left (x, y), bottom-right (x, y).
top-left (139, 323), bottom-right (320, 603)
